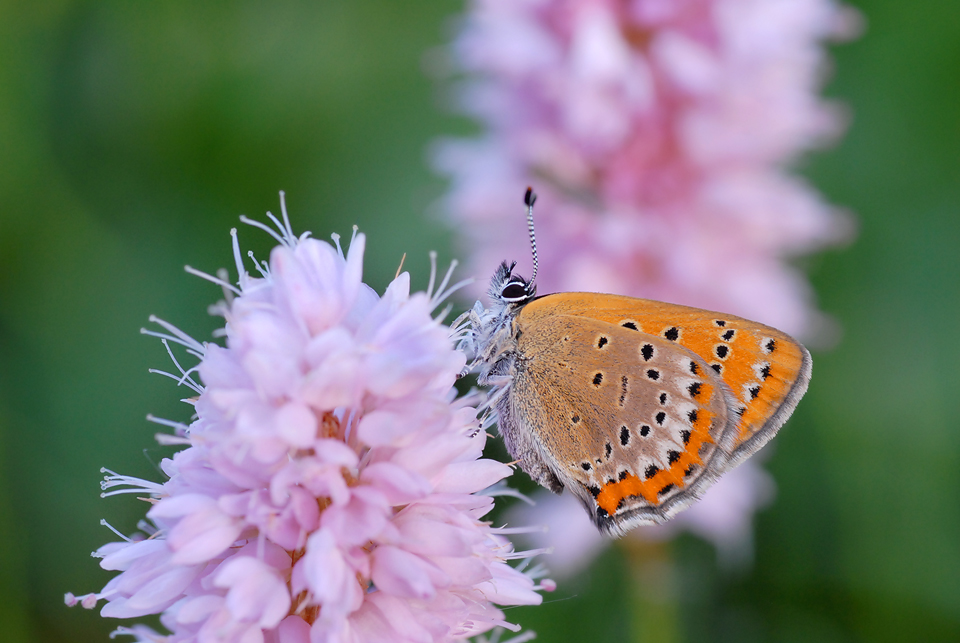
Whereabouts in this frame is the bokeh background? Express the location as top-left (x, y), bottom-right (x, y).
top-left (1, 1), bottom-right (958, 641)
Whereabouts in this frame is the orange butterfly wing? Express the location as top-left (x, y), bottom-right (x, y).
top-left (518, 292), bottom-right (811, 469)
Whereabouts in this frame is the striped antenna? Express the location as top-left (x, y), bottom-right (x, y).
top-left (524, 187), bottom-right (539, 288)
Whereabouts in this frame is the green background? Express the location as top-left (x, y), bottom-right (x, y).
top-left (1, 1), bottom-right (958, 641)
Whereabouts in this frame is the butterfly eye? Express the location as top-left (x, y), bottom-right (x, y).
top-left (500, 281), bottom-right (530, 302)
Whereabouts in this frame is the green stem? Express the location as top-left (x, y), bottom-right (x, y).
top-left (622, 538), bottom-right (680, 643)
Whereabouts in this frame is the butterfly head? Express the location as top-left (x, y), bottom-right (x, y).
top-left (456, 189), bottom-right (541, 372)
top-left (488, 187), bottom-right (540, 307)
top-left (490, 260), bottom-right (536, 306)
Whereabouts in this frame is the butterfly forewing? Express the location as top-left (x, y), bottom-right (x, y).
top-left (518, 293), bottom-right (812, 470)
top-left (508, 314), bottom-right (739, 534)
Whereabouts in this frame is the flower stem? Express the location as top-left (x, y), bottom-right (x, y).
top-left (621, 538), bottom-right (680, 643)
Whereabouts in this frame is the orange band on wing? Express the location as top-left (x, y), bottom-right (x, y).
top-left (596, 409), bottom-right (715, 514)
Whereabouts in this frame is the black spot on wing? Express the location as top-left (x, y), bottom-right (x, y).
top-left (711, 363), bottom-right (722, 374)
top-left (681, 429), bottom-right (691, 444)
top-left (658, 484), bottom-right (675, 496)
top-left (592, 372), bottom-right (603, 386)
top-left (715, 345), bottom-right (729, 359)
top-left (622, 321), bottom-right (639, 330)
top-left (668, 450), bottom-right (681, 464)
top-left (687, 382), bottom-right (702, 398)
top-left (722, 329), bottom-right (736, 341)
top-left (640, 425), bottom-right (651, 437)
top-left (581, 462), bottom-right (592, 471)
top-left (664, 327), bottom-right (680, 341)
top-left (659, 392), bottom-right (667, 404)
top-left (644, 465), bottom-right (659, 479)
top-left (760, 364), bottom-right (771, 380)
top-left (597, 336), bottom-right (608, 349)
top-left (620, 426), bottom-right (630, 446)
top-left (641, 344), bottom-right (654, 361)
top-left (749, 386), bottom-right (761, 400)
top-left (655, 411), bottom-right (666, 426)
top-left (646, 369), bottom-right (660, 381)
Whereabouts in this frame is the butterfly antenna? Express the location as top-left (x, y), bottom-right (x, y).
top-left (524, 187), bottom-right (539, 289)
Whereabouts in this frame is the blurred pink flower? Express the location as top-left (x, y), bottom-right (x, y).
top-left (434, 0), bottom-right (856, 336)
top-left (68, 197), bottom-right (551, 642)
top-left (433, 0), bottom-right (856, 567)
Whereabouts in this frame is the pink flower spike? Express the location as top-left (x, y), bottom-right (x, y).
top-left (436, 0), bottom-right (856, 562)
top-left (435, 0), bottom-right (855, 337)
top-left (68, 197), bottom-right (553, 641)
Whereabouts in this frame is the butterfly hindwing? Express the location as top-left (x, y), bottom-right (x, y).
top-left (506, 313), bottom-right (739, 534)
top-left (517, 293), bottom-right (811, 471)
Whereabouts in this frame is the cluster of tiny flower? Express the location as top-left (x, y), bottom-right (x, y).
top-left (434, 0), bottom-right (857, 337)
top-left (432, 0), bottom-right (857, 570)
top-left (66, 196), bottom-right (553, 643)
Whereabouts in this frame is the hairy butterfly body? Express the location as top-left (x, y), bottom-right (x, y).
top-left (459, 190), bottom-right (811, 536)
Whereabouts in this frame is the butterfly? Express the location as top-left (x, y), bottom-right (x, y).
top-left (458, 189), bottom-right (811, 536)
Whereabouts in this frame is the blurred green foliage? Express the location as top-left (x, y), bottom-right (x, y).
top-left (1, 1), bottom-right (959, 641)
